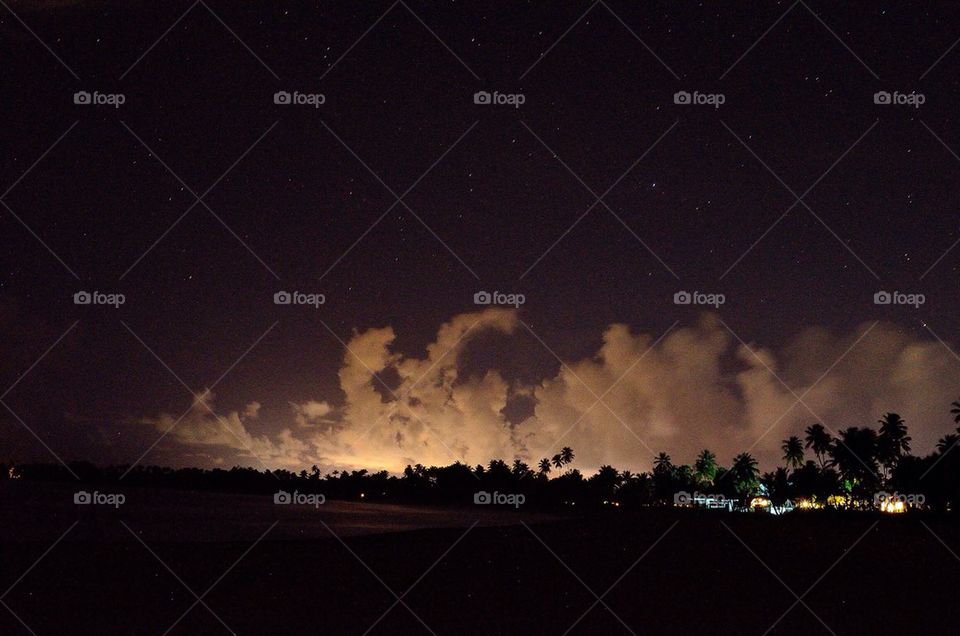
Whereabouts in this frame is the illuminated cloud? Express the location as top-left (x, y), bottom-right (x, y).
top-left (244, 401), bottom-right (262, 419)
top-left (291, 400), bottom-right (333, 428)
top-left (142, 311), bottom-right (960, 474)
top-left (141, 390), bottom-right (310, 469)
top-left (310, 308), bottom-right (521, 472)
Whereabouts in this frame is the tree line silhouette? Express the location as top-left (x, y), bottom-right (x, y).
top-left (6, 401), bottom-right (960, 512)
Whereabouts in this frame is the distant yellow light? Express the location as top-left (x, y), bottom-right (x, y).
top-left (881, 499), bottom-right (905, 514)
top-left (827, 495), bottom-right (848, 507)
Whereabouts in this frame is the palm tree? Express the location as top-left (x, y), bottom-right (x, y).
top-left (512, 459), bottom-right (530, 478)
top-left (781, 436), bottom-right (804, 469)
top-left (591, 465), bottom-right (622, 500)
top-left (877, 412), bottom-right (911, 477)
top-left (551, 454), bottom-right (564, 470)
top-left (560, 446), bottom-right (575, 465)
top-left (538, 458), bottom-right (552, 476)
top-left (951, 398), bottom-right (960, 427)
top-left (651, 452), bottom-right (674, 504)
top-left (762, 467), bottom-right (791, 511)
top-left (653, 452), bottom-right (672, 474)
top-left (829, 427), bottom-right (880, 490)
top-left (487, 459), bottom-right (511, 482)
top-left (936, 434), bottom-right (959, 455)
top-left (730, 453), bottom-right (760, 503)
top-left (694, 449), bottom-right (717, 484)
top-left (804, 423), bottom-right (832, 467)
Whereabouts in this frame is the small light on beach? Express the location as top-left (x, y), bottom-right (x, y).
top-left (880, 499), bottom-right (905, 514)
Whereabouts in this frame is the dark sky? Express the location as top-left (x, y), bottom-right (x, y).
top-left (3, 0), bottom-right (960, 473)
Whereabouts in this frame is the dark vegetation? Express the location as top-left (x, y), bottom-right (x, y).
top-left (7, 401), bottom-right (960, 512)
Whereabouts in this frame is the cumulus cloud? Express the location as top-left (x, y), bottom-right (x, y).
top-left (312, 308), bottom-right (521, 471)
top-left (140, 390), bottom-right (311, 469)
top-left (244, 401), bottom-right (262, 419)
top-left (291, 400), bottom-right (334, 428)
top-left (140, 311), bottom-right (960, 474)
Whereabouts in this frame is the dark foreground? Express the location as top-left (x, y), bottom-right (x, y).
top-left (2, 483), bottom-right (959, 635)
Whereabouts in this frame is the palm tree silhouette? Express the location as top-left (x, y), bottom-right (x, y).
top-left (538, 458), bottom-right (552, 476)
top-left (552, 454), bottom-right (564, 470)
top-left (781, 436), bottom-right (804, 469)
top-left (762, 467), bottom-right (791, 511)
top-left (877, 412), bottom-right (911, 477)
top-left (731, 453), bottom-right (760, 503)
top-left (804, 423), bottom-right (832, 468)
top-left (694, 449), bottom-right (717, 484)
top-left (653, 452), bottom-right (672, 473)
top-left (830, 427), bottom-right (880, 490)
top-left (936, 434), bottom-right (959, 455)
top-left (951, 398), bottom-right (960, 428)
top-left (560, 446), bottom-right (575, 465)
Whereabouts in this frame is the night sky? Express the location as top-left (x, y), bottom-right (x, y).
top-left (3, 0), bottom-right (960, 474)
